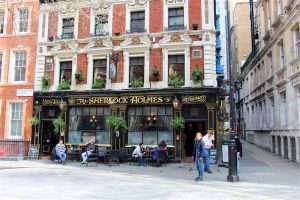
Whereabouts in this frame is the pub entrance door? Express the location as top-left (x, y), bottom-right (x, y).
top-left (41, 120), bottom-right (57, 155)
top-left (183, 121), bottom-right (206, 157)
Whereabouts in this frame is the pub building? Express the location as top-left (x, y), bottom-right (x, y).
top-left (33, 89), bottom-right (219, 159)
top-left (33, 0), bottom-right (220, 159)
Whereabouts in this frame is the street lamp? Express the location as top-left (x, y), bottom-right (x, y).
top-left (172, 96), bottom-right (180, 110)
top-left (234, 80), bottom-right (242, 138)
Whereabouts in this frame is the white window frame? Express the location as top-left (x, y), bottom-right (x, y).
top-left (6, 101), bottom-right (25, 139)
top-left (17, 7), bottom-right (29, 34)
top-left (0, 8), bottom-right (7, 35)
top-left (277, 0), bottom-right (282, 16)
top-left (297, 88), bottom-right (300, 127)
top-left (90, 7), bottom-right (112, 36)
top-left (163, 1), bottom-right (188, 31)
top-left (13, 51), bottom-right (27, 83)
top-left (268, 52), bottom-right (273, 76)
top-left (279, 42), bottom-right (285, 68)
top-left (126, 2), bottom-right (149, 34)
top-left (294, 26), bottom-right (300, 58)
top-left (57, 12), bottom-right (78, 39)
top-left (87, 54), bottom-right (110, 90)
top-left (280, 92), bottom-right (287, 126)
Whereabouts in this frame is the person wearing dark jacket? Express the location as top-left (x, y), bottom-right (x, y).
top-left (81, 140), bottom-right (95, 164)
top-left (235, 135), bottom-right (242, 171)
top-left (193, 132), bottom-right (205, 181)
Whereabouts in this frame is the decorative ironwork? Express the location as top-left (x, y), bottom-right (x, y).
top-left (164, 25), bottom-right (186, 31)
top-left (126, 28), bottom-right (147, 34)
top-left (57, 33), bottom-right (74, 40)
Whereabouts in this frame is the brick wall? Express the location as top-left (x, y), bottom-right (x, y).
top-left (189, 0), bottom-right (202, 30)
top-left (48, 11), bottom-right (58, 40)
top-left (149, 0), bottom-right (163, 33)
top-left (190, 46), bottom-right (204, 79)
top-left (77, 54), bottom-right (88, 84)
top-left (78, 8), bottom-right (91, 39)
top-left (112, 3), bottom-right (126, 35)
top-left (150, 49), bottom-right (163, 81)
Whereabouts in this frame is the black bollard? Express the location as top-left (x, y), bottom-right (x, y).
top-left (227, 140), bottom-right (239, 182)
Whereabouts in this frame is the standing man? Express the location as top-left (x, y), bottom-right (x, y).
top-left (55, 139), bottom-right (67, 165)
top-left (132, 143), bottom-right (147, 166)
top-left (202, 130), bottom-right (214, 173)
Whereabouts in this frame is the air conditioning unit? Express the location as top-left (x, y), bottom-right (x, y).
top-left (192, 50), bottom-right (202, 58)
top-left (45, 58), bottom-right (54, 71)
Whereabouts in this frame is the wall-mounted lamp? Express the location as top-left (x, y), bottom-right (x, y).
top-left (173, 96), bottom-right (180, 110)
top-left (59, 100), bottom-right (67, 111)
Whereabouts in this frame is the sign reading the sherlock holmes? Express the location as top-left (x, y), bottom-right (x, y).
top-left (40, 95), bottom-right (206, 106)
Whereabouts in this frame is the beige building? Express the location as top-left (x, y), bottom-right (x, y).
top-left (238, 0), bottom-right (300, 163)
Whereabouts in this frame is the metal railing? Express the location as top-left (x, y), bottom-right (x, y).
top-left (90, 31), bottom-right (109, 37)
top-left (57, 33), bottom-right (74, 40)
top-left (164, 25), bottom-right (187, 31)
top-left (126, 28), bottom-right (147, 34)
top-left (0, 139), bottom-right (30, 160)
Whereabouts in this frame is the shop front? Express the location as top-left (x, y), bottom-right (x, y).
top-left (33, 88), bottom-right (219, 159)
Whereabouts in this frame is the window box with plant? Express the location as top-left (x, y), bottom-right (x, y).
top-left (130, 77), bottom-right (144, 88)
top-left (74, 71), bottom-right (84, 84)
top-left (169, 116), bottom-right (185, 130)
top-left (168, 75), bottom-right (184, 87)
top-left (41, 74), bottom-right (52, 91)
top-left (192, 65), bottom-right (204, 86)
top-left (58, 79), bottom-right (71, 90)
top-left (92, 76), bottom-right (106, 89)
top-left (52, 116), bottom-right (65, 137)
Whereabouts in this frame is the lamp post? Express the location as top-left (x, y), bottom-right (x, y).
top-left (234, 80), bottom-right (242, 138)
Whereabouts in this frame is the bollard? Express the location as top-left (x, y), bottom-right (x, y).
top-left (227, 140), bottom-right (239, 182)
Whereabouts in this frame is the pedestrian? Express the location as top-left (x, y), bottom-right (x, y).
top-left (132, 143), bottom-right (147, 166)
top-left (202, 130), bottom-right (214, 173)
top-left (81, 140), bottom-right (95, 164)
top-left (55, 139), bottom-right (67, 165)
top-left (193, 132), bottom-right (205, 181)
top-left (235, 135), bottom-right (242, 171)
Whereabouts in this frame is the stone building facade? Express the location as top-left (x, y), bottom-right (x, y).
top-left (0, 0), bottom-right (39, 140)
top-left (238, 0), bottom-right (300, 163)
top-left (33, 0), bottom-right (219, 158)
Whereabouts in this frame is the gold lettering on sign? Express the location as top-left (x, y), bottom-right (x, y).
top-left (42, 99), bottom-right (60, 105)
top-left (182, 95), bottom-right (207, 103)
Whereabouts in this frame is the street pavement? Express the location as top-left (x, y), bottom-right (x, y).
top-left (0, 141), bottom-right (299, 200)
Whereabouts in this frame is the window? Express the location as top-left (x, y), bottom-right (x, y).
top-left (268, 53), bottom-right (273, 76)
top-left (10, 103), bottom-right (23, 137)
top-left (295, 26), bottom-right (300, 58)
top-left (168, 8), bottom-right (184, 30)
top-left (0, 9), bottom-right (4, 34)
top-left (129, 57), bottom-right (144, 87)
top-left (257, 65), bottom-right (261, 84)
top-left (280, 92), bottom-right (287, 126)
top-left (127, 106), bottom-right (173, 146)
top-left (62, 18), bottom-right (74, 39)
top-left (277, 0), bottom-right (282, 16)
top-left (0, 52), bottom-right (2, 81)
top-left (60, 61), bottom-right (72, 83)
top-left (270, 96), bottom-right (275, 127)
top-left (93, 59), bottom-right (107, 81)
top-left (297, 88), bottom-right (300, 126)
top-left (168, 55), bottom-right (185, 81)
top-left (279, 43), bottom-right (284, 68)
top-left (94, 14), bottom-right (108, 36)
top-left (130, 11), bottom-right (145, 33)
top-left (18, 8), bottom-right (29, 33)
top-left (14, 51), bottom-right (27, 82)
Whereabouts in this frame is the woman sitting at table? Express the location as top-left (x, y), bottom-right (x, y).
top-left (81, 140), bottom-right (95, 164)
top-left (152, 142), bottom-right (164, 166)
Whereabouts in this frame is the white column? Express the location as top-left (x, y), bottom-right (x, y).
top-left (281, 136), bottom-right (284, 158)
top-left (87, 54), bottom-right (93, 90)
top-left (144, 50), bottom-right (150, 88)
top-left (162, 48), bottom-right (168, 88)
top-left (70, 54), bottom-right (77, 90)
top-left (125, 4), bottom-right (130, 32)
top-left (287, 136), bottom-right (292, 160)
top-left (145, 1), bottom-right (149, 32)
top-left (203, 44), bottom-right (216, 87)
top-left (296, 137), bottom-right (300, 163)
top-left (184, 0), bottom-right (189, 29)
top-left (53, 56), bottom-right (60, 90)
top-left (106, 53), bottom-right (110, 89)
top-left (184, 48), bottom-right (191, 87)
top-left (124, 51), bottom-right (129, 89)
top-left (275, 135), bottom-right (278, 154)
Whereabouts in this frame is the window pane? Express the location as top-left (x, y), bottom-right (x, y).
top-left (143, 131), bottom-right (157, 145)
top-left (96, 131), bottom-right (110, 144)
top-left (97, 107), bottom-right (103, 115)
top-left (62, 18), bottom-right (74, 37)
top-left (10, 103), bottom-right (23, 137)
top-left (95, 14), bottom-right (108, 35)
top-left (93, 59), bottom-right (107, 80)
top-left (14, 51), bottom-right (27, 81)
top-left (128, 132), bottom-right (142, 145)
top-left (129, 57), bottom-right (144, 84)
top-left (158, 131), bottom-right (173, 145)
top-left (0, 10), bottom-right (4, 34)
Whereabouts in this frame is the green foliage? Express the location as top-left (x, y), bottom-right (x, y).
top-left (169, 116), bottom-right (185, 130)
top-left (29, 116), bottom-right (39, 126)
top-left (168, 75), bottom-right (184, 87)
top-left (74, 71), bottom-right (84, 83)
top-left (92, 78), bottom-right (106, 89)
top-left (41, 74), bottom-right (52, 91)
top-left (192, 66), bottom-right (204, 85)
top-left (106, 115), bottom-right (127, 134)
top-left (130, 77), bottom-right (144, 88)
top-left (52, 116), bottom-right (65, 134)
top-left (58, 79), bottom-right (71, 90)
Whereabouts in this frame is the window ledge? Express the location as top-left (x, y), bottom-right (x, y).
top-left (275, 65), bottom-right (287, 76)
top-left (271, 14), bottom-right (284, 28)
top-left (284, 0), bottom-right (296, 12)
top-left (263, 30), bottom-right (272, 42)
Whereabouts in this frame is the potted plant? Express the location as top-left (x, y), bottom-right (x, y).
top-left (52, 116), bottom-right (65, 137)
top-left (192, 65), bottom-right (204, 85)
top-left (29, 116), bottom-right (39, 126)
top-left (41, 74), bottom-right (52, 91)
top-left (150, 66), bottom-right (160, 79)
top-left (93, 77), bottom-right (106, 89)
top-left (169, 116), bottom-right (185, 130)
top-left (130, 77), bottom-right (143, 88)
top-left (168, 75), bottom-right (184, 87)
top-left (74, 71), bottom-right (84, 84)
top-left (58, 79), bottom-right (71, 90)
top-left (107, 115), bottom-right (127, 135)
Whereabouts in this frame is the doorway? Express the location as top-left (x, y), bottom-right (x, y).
top-left (41, 120), bottom-right (57, 155)
top-left (183, 121), bottom-right (206, 157)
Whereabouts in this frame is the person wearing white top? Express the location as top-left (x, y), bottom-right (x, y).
top-left (202, 131), bottom-right (214, 173)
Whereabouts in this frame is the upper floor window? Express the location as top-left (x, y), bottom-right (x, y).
top-left (267, 53), bottom-right (273, 76)
top-left (94, 15), bottom-right (108, 36)
top-left (279, 42), bottom-right (285, 68)
top-left (93, 59), bottom-right (107, 88)
top-left (0, 9), bottom-right (4, 34)
top-left (18, 8), bottom-right (29, 33)
top-left (130, 11), bottom-right (145, 33)
top-left (60, 61), bottom-right (72, 83)
top-left (295, 26), bottom-right (300, 58)
top-left (168, 8), bottom-right (184, 30)
top-left (62, 18), bottom-right (74, 39)
top-left (168, 55), bottom-right (185, 84)
top-left (14, 51), bottom-right (27, 82)
top-left (129, 57), bottom-right (144, 87)
top-left (0, 52), bottom-right (2, 81)
top-left (10, 102), bottom-right (23, 138)
top-left (280, 92), bottom-right (288, 126)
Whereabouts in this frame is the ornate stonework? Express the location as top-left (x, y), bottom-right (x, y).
top-left (128, 0), bottom-right (148, 7)
top-left (94, 39), bottom-right (104, 47)
top-left (205, 34), bottom-right (210, 41)
top-left (131, 36), bottom-right (141, 45)
top-left (60, 42), bottom-right (69, 50)
top-left (170, 34), bottom-right (181, 42)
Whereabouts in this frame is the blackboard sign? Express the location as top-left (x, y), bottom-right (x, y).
top-left (28, 144), bottom-right (40, 159)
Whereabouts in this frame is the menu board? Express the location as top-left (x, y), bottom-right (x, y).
top-left (28, 144), bottom-right (40, 159)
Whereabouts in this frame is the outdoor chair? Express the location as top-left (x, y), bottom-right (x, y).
top-left (98, 147), bottom-right (108, 164)
top-left (85, 150), bottom-right (98, 167)
top-left (119, 147), bottom-right (128, 163)
top-left (107, 150), bottom-right (119, 166)
top-left (50, 147), bottom-right (68, 163)
top-left (157, 150), bottom-right (168, 167)
top-left (127, 148), bottom-right (138, 166)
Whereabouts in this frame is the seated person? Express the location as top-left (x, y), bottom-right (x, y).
top-left (55, 139), bottom-right (67, 165)
top-left (81, 140), bottom-right (95, 164)
top-left (161, 140), bottom-right (168, 156)
top-left (152, 143), bottom-right (163, 166)
top-left (132, 143), bottom-right (147, 166)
